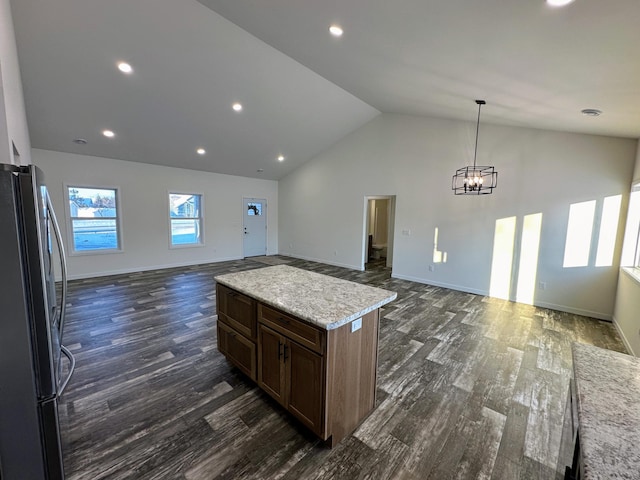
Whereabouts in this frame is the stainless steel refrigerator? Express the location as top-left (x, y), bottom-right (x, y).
top-left (0, 164), bottom-right (75, 479)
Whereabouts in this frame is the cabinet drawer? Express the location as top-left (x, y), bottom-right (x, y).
top-left (259, 305), bottom-right (325, 354)
top-left (217, 284), bottom-right (257, 339)
top-left (218, 320), bottom-right (256, 381)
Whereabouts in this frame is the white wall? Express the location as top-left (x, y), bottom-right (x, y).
top-left (0, 0), bottom-right (30, 164)
top-left (33, 149), bottom-right (278, 279)
top-left (613, 139), bottom-right (640, 355)
top-left (633, 139), bottom-right (640, 183)
top-left (613, 269), bottom-right (640, 356)
top-left (279, 113), bottom-right (637, 320)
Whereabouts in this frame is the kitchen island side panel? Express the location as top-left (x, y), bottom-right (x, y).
top-left (325, 309), bottom-right (379, 447)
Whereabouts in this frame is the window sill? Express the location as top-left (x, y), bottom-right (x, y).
top-left (621, 267), bottom-right (640, 285)
top-left (69, 248), bottom-right (124, 257)
top-left (169, 243), bottom-right (205, 250)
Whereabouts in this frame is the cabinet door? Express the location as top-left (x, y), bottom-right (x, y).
top-left (218, 320), bottom-right (256, 381)
top-left (257, 325), bottom-right (286, 405)
top-left (286, 341), bottom-right (324, 435)
top-left (217, 284), bottom-right (257, 339)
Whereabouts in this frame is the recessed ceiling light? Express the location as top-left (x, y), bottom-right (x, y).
top-left (581, 108), bottom-right (602, 117)
top-left (117, 62), bottom-right (133, 74)
top-left (232, 102), bottom-right (243, 112)
top-left (277, 155), bottom-right (285, 162)
top-left (546, 0), bottom-right (575, 7)
top-left (257, 168), bottom-right (264, 173)
top-left (197, 148), bottom-right (206, 155)
top-left (329, 25), bottom-right (344, 37)
top-left (72, 138), bottom-right (87, 145)
top-left (102, 129), bottom-right (115, 138)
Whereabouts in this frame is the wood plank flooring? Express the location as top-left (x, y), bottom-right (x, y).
top-left (58, 257), bottom-right (626, 479)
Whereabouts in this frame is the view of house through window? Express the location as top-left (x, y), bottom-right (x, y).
top-left (68, 186), bottom-right (120, 252)
top-left (169, 193), bottom-right (202, 246)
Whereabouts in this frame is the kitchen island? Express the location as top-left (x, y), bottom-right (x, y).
top-left (214, 265), bottom-right (397, 446)
top-left (564, 343), bottom-right (640, 479)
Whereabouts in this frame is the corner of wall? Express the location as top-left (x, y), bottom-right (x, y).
top-left (0, 0), bottom-right (32, 165)
top-left (612, 315), bottom-right (637, 357)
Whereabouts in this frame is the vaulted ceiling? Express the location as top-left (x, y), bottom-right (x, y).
top-left (11, 0), bottom-right (640, 180)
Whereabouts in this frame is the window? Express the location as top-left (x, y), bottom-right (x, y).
top-left (621, 184), bottom-right (640, 269)
top-left (563, 200), bottom-right (596, 268)
top-left (247, 202), bottom-right (262, 216)
top-left (67, 186), bottom-right (120, 252)
top-left (169, 193), bottom-right (203, 246)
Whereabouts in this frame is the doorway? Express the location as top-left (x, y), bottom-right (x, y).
top-left (243, 197), bottom-right (267, 257)
top-left (363, 196), bottom-right (396, 270)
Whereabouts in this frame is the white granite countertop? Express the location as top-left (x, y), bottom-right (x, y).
top-left (214, 265), bottom-right (397, 330)
top-left (572, 343), bottom-right (640, 479)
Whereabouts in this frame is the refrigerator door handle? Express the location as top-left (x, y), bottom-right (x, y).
top-left (47, 195), bottom-right (76, 396)
top-left (46, 195), bottom-right (68, 339)
top-left (58, 344), bottom-right (76, 396)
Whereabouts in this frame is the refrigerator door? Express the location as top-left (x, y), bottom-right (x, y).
top-left (17, 165), bottom-right (60, 399)
top-left (0, 164), bottom-right (70, 479)
top-left (39, 397), bottom-right (65, 480)
top-left (0, 165), bottom-right (50, 479)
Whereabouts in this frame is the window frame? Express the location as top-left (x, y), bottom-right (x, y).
top-left (618, 183), bottom-right (640, 286)
top-left (168, 191), bottom-right (205, 249)
top-left (634, 206), bottom-right (640, 270)
top-left (64, 183), bottom-right (123, 256)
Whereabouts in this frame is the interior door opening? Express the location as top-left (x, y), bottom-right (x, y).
top-left (363, 196), bottom-right (396, 270)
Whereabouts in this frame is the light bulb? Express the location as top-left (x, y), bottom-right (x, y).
top-left (547, 0), bottom-right (575, 7)
top-left (117, 62), bottom-right (133, 74)
top-left (329, 25), bottom-right (344, 37)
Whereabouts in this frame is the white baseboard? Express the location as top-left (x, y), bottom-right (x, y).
top-left (282, 252), bottom-right (363, 271)
top-left (391, 273), bottom-right (488, 296)
top-left (533, 301), bottom-right (611, 321)
top-left (65, 255), bottom-right (243, 281)
top-left (612, 316), bottom-right (637, 356)
top-left (391, 273), bottom-right (612, 321)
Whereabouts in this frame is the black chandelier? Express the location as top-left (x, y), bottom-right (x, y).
top-left (452, 100), bottom-right (498, 195)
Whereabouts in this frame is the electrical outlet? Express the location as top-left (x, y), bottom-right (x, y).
top-left (428, 265), bottom-right (434, 272)
top-left (351, 318), bottom-right (362, 333)
top-left (402, 229), bottom-right (411, 236)
top-left (539, 281), bottom-right (547, 290)
top-left (289, 243), bottom-right (293, 249)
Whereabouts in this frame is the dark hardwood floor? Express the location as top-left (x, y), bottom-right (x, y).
top-left (58, 257), bottom-right (626, 479)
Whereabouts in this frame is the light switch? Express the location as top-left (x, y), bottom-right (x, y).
top-left (351, 317), bottom-right (362, 333)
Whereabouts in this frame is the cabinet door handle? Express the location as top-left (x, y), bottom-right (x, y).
top-left (278, 341), bottom-right (283, 360)
top-left (278, 316), bottom-right (290, 324)
top-left (283, 344), bottom-right (289, 361)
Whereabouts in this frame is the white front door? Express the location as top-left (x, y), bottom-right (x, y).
top-left (243, 197), bottom-right (267, 257)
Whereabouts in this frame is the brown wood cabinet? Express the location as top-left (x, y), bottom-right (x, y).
top-left (217, 320), bottom-right (256, 380)
top-left (216, 284), bottom-right (257, 381)
top-left (216, 284), bottom-right (380, 447)
top-left (217, 283), bottom-right (257, 339)
top-left (257, 323), bottom-right (324, 435)
top-left (257, 324), bottom-right (286, 403)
